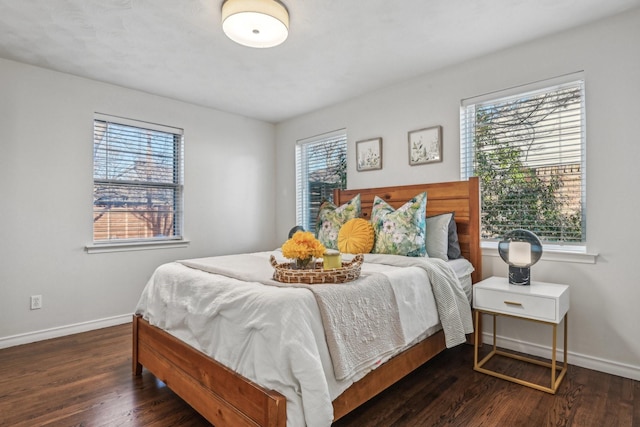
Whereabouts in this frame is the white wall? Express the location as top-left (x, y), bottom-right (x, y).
top-left (0, 58), bottom-right (277, 344)
top-left (275, 9), bottom-right (640, 380)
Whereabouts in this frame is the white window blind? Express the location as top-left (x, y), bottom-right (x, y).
top-left (295, 130), bottom-right (347, 232)
top-left (461, 77), bottom-right (586, 244)
top-left (93, 114), bottom-right (184, 243)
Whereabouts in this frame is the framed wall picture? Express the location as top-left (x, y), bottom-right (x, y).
top-left (408, 125), bottom-right (443, 165)
top-left (356, 137), bottom-right (382, 171)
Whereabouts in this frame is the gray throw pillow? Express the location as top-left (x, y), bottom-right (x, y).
top-left (426, 213), bottom-right (453, 261)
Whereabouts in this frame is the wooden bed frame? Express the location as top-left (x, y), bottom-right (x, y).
top-left (132, 177), bottom-right (481, 427)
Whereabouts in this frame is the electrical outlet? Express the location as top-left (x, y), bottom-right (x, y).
top-left (30, 295), bottom-right (42, 310)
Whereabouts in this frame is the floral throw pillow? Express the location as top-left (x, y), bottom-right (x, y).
top-left (315, 194), bottom-right (361, 250)
top-left (371, 192), bottom-right (427, 257)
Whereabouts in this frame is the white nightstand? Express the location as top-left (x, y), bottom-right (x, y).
top-left (473, 276), bottom-right (569, 394)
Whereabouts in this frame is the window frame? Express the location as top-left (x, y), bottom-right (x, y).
top-left (88, 113), bottom-right (186, 253)
top-left (460, 73), bottom-right (588, 255)
top-left (295, 129), bottom-right (347, 233)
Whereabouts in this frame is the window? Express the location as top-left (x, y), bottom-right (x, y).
top-left (461, 77), bottom-right (585, 246)
top-left (93, 114), bottom-right (184, 243)
top-left (295, 130), bottom-right (347, 232)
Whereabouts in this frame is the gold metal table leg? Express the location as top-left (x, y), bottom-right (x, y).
top-left (473, 310), bottom-right (568, 394)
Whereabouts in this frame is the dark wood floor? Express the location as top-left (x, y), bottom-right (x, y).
top-left (0, 324), bottom-right (638, 427)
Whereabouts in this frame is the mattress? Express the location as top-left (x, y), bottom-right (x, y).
top-left (448, 257), bottom-right (475, 302)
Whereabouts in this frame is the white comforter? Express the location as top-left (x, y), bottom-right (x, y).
top-left (135, 251), bottom-right (473, 427)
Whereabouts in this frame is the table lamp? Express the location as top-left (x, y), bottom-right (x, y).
top-left (498, 229), bottom-right (543, 286)
top-left (288, 225), bottom-right (304, 238)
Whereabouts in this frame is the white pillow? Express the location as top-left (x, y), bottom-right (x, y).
top-left (426, 213), bottom-right (453, 261)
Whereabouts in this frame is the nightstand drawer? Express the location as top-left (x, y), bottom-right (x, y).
top-left (474, 289), bottom-right (557, 321)
top-left (472, 277), bottom-right (569, 323)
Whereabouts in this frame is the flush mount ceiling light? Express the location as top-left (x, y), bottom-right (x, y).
top-left (221, 0), bottom-right (289, 48)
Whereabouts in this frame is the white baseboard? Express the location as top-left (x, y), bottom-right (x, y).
top-left (0, 314), bottom-right (133, 350)
top-left (485, 332), bottom-right (640, 382)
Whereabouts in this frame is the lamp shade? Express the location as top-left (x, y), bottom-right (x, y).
top-left (222, 0), bottom-right (289, 48)
top-left (508, 241), bottom-right (532, 267)
top-left (498, 229), bottom-right (543, 285)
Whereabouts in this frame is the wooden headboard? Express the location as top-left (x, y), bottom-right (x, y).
top-left (333, 177), bottom-right (481, 284)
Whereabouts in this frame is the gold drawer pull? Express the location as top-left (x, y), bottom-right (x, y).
top-left (504, 300), bottom-right (523, 307)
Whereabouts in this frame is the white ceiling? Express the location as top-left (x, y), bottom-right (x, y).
top-left (1, 0), bottom-right (639, 123)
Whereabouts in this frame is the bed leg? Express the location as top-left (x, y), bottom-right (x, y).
top-left (132, 315), bottom-right (143, 376)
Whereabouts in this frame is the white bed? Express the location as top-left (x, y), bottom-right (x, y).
top-left (132, 178), bottom-right (482, 427)
top-left (136, 251), bottom-right (474, 427)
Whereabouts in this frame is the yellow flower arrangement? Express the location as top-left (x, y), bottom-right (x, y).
top-left (282, 231), bottom-right (326, 268)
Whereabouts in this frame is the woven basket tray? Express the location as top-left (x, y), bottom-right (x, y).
top-left (270, 254), bottom-right (364, 284)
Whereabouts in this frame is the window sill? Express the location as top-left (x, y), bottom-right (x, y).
top-left (85, 239), bottom-right (190, 254)
top-left (481, 241), bottom-right (598, 264)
